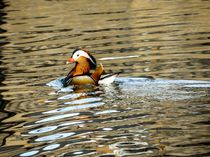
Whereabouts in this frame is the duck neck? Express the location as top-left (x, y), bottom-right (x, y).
top-left (74, 60), bottom-right (91, 76)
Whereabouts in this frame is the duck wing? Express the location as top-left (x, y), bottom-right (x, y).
top-left (62, 66), bottom-right (87, 87)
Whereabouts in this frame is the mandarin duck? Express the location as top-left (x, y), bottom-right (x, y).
top-left (62, 49), bottom-right (118, 87)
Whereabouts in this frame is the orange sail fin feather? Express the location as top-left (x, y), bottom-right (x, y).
top-left (63, 49), bottom-right (117, 86)
top-left (91, 63), bottom-right (104, 84)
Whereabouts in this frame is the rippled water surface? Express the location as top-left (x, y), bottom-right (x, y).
top-left (0, 0), bottom-right (210, 156)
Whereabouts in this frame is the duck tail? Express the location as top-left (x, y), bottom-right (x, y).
top-left (99, 72), bottom-right (120, 84)
top-left (100, 72), bottom-right (121, 80)
top-left (91, 63), bottom-right (104, 84)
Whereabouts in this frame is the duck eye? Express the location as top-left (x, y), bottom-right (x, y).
top-left (77, 54), bottom-right (79, 57)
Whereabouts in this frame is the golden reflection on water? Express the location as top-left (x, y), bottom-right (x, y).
top-left (0, 0), bottom-right (210, 156)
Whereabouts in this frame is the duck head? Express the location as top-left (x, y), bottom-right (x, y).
top-left (66, 49), bottom-right (97, 70)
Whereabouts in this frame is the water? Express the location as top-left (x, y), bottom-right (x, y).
top-left (0, 0), bottom-right (210, 156)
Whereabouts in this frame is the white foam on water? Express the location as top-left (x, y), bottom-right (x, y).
top-left (46, 77), bottom-right (65, 89)
top-left (115, 77), bottom-right (210, 101)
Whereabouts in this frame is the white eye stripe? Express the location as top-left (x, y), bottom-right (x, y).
top-left (73, 50), bottom-right (96, 65)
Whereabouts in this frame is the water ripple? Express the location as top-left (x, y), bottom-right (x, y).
top-left (36, 113), bottom-right (79, 123)
top-left (35, 132), bottom-right (75, 142)
top-left (44, 102), bottom-right (105, 114)
top-left (1, 0), bottom-right (210, 157)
